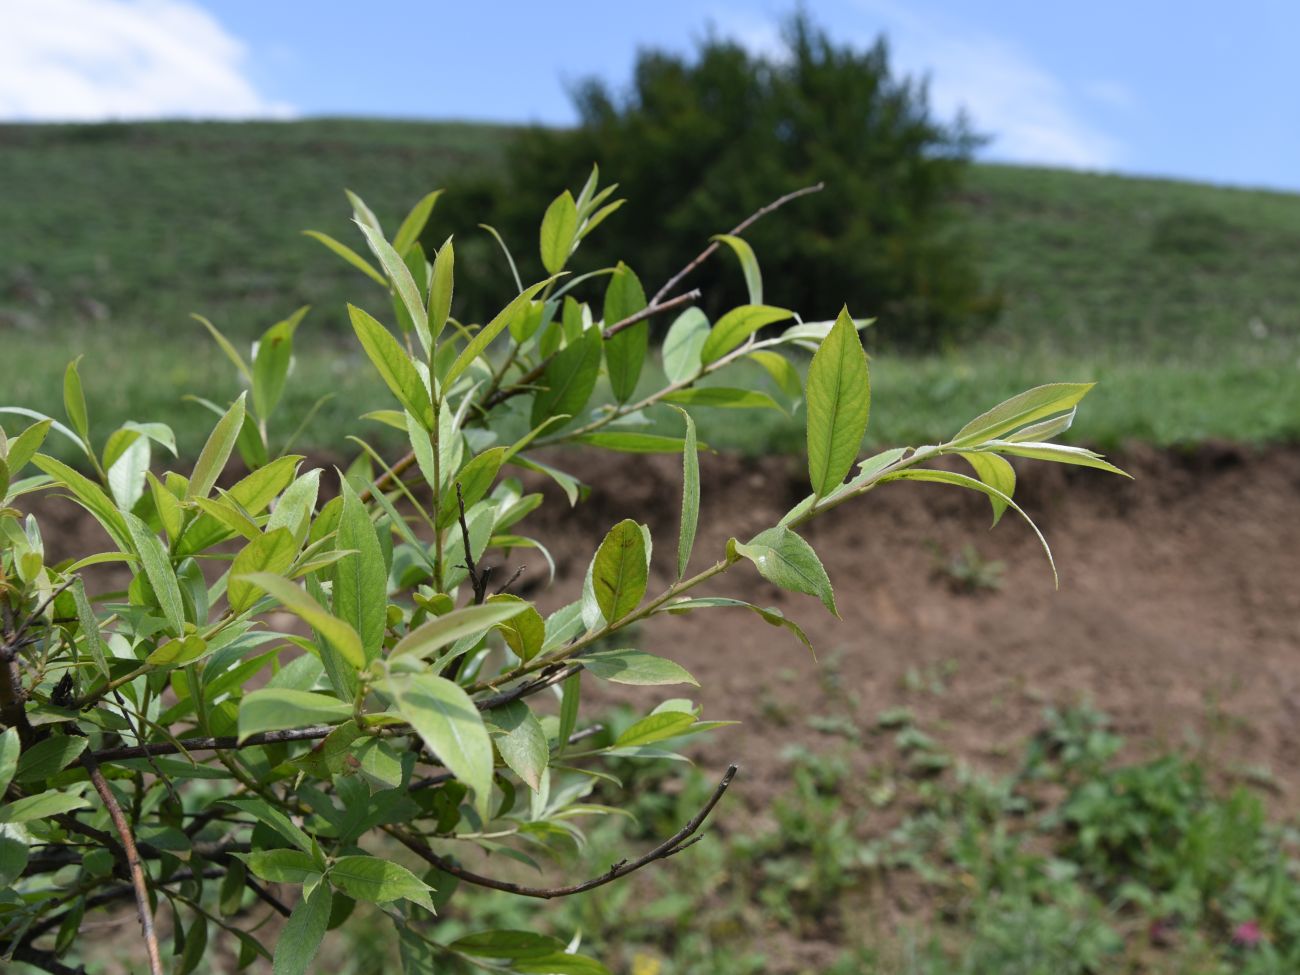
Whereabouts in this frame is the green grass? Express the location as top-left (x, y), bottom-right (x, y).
top-left (3, 120), bottom-right (1299, 456)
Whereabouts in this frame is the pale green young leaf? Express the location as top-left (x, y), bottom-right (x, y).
top-left (237, 572), bottom-right (365, 670)
top-left (31, 454), bottom-right (131, 552)
top-left (805, 307), bottom-right (870, 498)
top-left (1006, 408), bottom-right (1077, 443)
top-left (436, 446), bottom-right (506, 530)
top-left (603, 263), bottom-right (648, 403)
top-left (485, 594), bottom-right (545, 662)
top-left (227, 528), bottom-right (299, 614)
top-left (747, 349), bottom-right (804, 400)
top-left (393, 189), bottom-right (444, 255)
top-left (712, 233), bottom-right (762, 304)
top-left (62, 357), bottom-right (89, 445)
top-left (428, 236), bottom-right (454, 343)
top-left (733, 526), bottom-right (837, 617)
top-left (948, 383), bottom-right (1095, 448)
top-left (389, 601), bottom-right (529, 663)
top-left (487, 700), bottom-right (548, 792)
top-left (273, 884), bottom-right (332, 975)
top-left (442, 279), bottom-right (553, 389)
top-left (264, 468), bottom-right (321, 545)
top-left (672, 407), bottom-right (699, 580)
top-left (105, 431), bottom-right (149, 512)
top-left (348, 304), bottom-right (434, 429)
top-left (660, 597), bottom-right (814, 654)
top-left (345, 188), bottom-right (381, 233)
top-left (511, 456), bottom-right (584, 507)
top-left (71, 579), bottom-right (110, 677)
top-left (580, 649), bottom-right (697, 686)
top-left (983, 441), bottom-right (1132, 477)
top-left (539, 190), bottom-right (579, 274)
top-left (958, 451), bottom-right (1017, 526)
top-left (699, 305), bottom-right (793, 365)
top-left (191, 313), bottom-right (253, 381)
top-left (237, 689), bottom-right (351, 741)
top-left (188, 392), bottom-right (247, 500)
top-left (591, 519), bottom-right (647, 623)
top-left (384, 673), bottom-right (494, 820)
top-left (358, 222), bottom-right (432, 355)
top-left (334, 479), bottom-right (387, 662)
top-left (614, 712), bottom-right (696, 748)
top-left (661, 308), bottom-right (710, 383)
top-left (252, 306), bottom-right (308, 420)
top-left (124, 512), bottom-right (186, 633)
top-left (883, 468), bottom-right (1058, 585)
top-left (302, 230), bottom-right (387, 286)
top-left (4, 419), bottom-right (52, 475)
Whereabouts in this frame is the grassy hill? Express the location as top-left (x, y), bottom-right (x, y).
top-left (2, 119), bottom-right (1298, 457)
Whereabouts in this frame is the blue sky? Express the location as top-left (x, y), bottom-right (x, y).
top-left (2, 1), bottom-right (1297, 191)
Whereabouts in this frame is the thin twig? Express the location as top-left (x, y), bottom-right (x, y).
top-left (601, 288), bottom-right (701, 340)
top-left (9, 944), bottom-right (85, 975)
top-left (244, 876), bottom-right (292, 918)
top-left (76, 725), bottom-right (340, 765)
top-left (650, 182), bottom-right (825, 305)
top-left (388, 763), bottom-right (738, 899)
top-left (407, 723), bottom-right (603, 793)
top-left (492, 565), bottom-right (527, 596)
top-left (81, 753), bottom-right (163, 975)
top-left (455, 482), bottom-right (489, 605)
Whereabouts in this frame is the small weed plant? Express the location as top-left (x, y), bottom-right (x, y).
top-left (0, 172), bottom-right (1123, 972)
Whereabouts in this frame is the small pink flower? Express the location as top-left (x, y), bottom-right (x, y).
top-left (1232, 920), bottom-right (1263, 948)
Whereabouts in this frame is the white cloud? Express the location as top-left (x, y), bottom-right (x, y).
top-left (851, 1), bottom-right (1124, 170)
top-left (0, 0), bottom-right (293, 121)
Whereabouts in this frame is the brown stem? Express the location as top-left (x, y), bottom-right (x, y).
top-left (75, 724), bottom-right (341, 766)
top-left (455, 482), bottom-right (489, 605)
top-left (83, 752), bottom-right (170, 975)
top-left (387, 763), bottom-right (737, 899)
top-left (650, 182), bottom-right (825, 305)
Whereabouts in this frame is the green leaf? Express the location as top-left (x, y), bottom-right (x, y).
top-left (334, 480), bottom-right (387, 662)
top-left (436, 446), bottom-right (506, 531)
top-left (0, 791), bottom-right (90, 823)
top-left (273, 885), bottom-right (332, 975)
top-left (580, 649), bottom-right (697, 686)
top-left (390, 602), bottom-right (530, 663)
top-left (125, 512), bottom-right (186, 634)
top-left (253, 307), bottom-right (308, 420)
top-left (485, 594), bottom-right (545, 662)
top-left (948, 383), bottom-right (1095, 448)
top-left (393, 189), bottom-right (444, 255)
top-left (487, 700), bottom-right (548, 792)
top-left (749, 349), bottom-right (804, 400)
top-left (591, 519), bottom-right (647, 623)
top-left (238, 572), bottom-right (365, 670)
top-left (662, 308), bottom-right (709, 383)
top-left (428, 236), bottom-right (455, 344)
top-left (883, 468), bottom-right (1058, 585)
top-left (358, 222), bottom-right (433, 354)
top-left (958, 451), bottom-right (1017, 526)
top-left (145, 634), bottom-right (210, 667)
top-left (514, 955), bottom-right (611, 975)
top-left (662, 387), bottom-right (783, 412)
top-left (539, 191), bottom-right (579, 274)
top-left (32, 453), bottom-right (131, 552)
top-left (603, 262), bottom-right (648, 404)
top-left (983, 441), bottom-right (1131, 478)
top-left (0, 728), bottom-right (20, 795)
top-left (330, 856), bottom-right (435, 912)
top-left (4, 419), bottom-right (52, 475)
top-left (237, 689), bottom-right (351, 741)
top-left (733, 526), bottom-right (837, 617)
top-left (699, 305), bottom-right (793, 365)
top-left (530, 323), bottom-right (601, 431)
top-left (62, 357), bottom-right (89, 445)
top-left (385, 673), bottom-right (494, 821)
top-left (302, 230), bottom-right (387, 286)
top-left (574, 433), bottom-right (687, 454)
top-left (227, 528), bottom-right (299, 615)
top-left (712, 233), bottom-right (762, 304)
top-left (188, 392), bottom-right (247, 501)
top-left (661, 597), bottom-right (814, 654)
top-left (15, 735), bottom-right (87, 783)
top-left (239, 849), bottom-right (321, 885)
top-left (805, 307), bottom-right (870, 498)
top-left (222, 797), bottom-right (315, 854)
top-left (349, 304), bottom-right (434, 430)
top-left (443, 279), bottom-right (552, 390)
top-left (672, 407), bottom-right (699, 580)
top-left (615, 712), bottom-right (696, 748)
top-left (451, 931), bottom-right (567, 960)
top-left (71, 578), bottom-right (110, 677)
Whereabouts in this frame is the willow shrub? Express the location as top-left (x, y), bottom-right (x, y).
top-left (0, 171), bottom-right (1125, 974)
